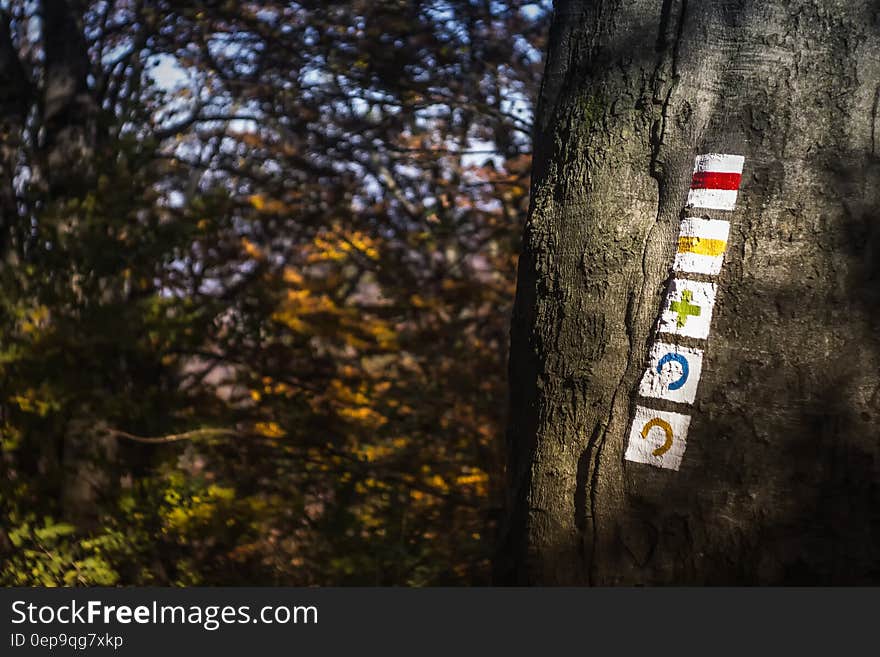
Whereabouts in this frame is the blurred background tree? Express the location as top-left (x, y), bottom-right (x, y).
top-left (0, 0), bottom-right (548, 585)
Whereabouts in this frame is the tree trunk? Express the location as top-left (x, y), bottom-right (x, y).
top-left (40, 0), bottom-right (110, 529)
top-left (0, 9), bottom-right (28, 256)
top-left (41, 0), bottom-right (97, 191)
top-left (498, 0), bottom-right (880, 585)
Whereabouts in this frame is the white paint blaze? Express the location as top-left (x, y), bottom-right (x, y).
top-left (638, 341), bottom-right (704, 404)
top-left (625, 406), bottom-right (691, 471)
top-left (691, 153), bottom-right (745, 174)
top-left (673, 217), bottom-right (730, 276)
top-left (626, 153), bottom-right (745, 473)
top-left (658, 278), bottom-right (717, 340)
top-left (686, 188), bottom-right (737, 210)
top-left (686, 153), bottom-right (745, 211)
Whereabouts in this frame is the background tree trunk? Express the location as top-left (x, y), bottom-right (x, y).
top-left (40, 0), bottom-right (110, 529)
top-left (41, 0), bottom-right (97, 190)
top-left (0, 9), bottom-right (28, 256)
top-left (498, 0), bottom-right (880, 585)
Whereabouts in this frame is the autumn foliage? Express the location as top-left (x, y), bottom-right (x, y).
top-left (0, 0), bottom-right (548, 585)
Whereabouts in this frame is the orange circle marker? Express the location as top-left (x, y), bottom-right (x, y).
top-left (640, 418), bottom-right (674, 456)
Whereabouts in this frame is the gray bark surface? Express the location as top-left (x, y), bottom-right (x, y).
top-left (499, 0), bottom-right (880, 584)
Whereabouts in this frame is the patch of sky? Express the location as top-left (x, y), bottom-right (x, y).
top-left (147, 53), bottom-right (190, 91)
top-left (520, 2), bottom-right (551, 20)
top-left (460, 138), bottom-right (505, 169)
top-left (514, 34), bottom-right (544, 64)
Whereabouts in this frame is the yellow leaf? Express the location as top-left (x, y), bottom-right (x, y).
top-left (254, 421), bottom-right (285, 438)
top-left (241, 238), bottom-right (264, 260)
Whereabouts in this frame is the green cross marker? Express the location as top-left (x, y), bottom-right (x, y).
top-left (670, 289), bottom-right (701, 328)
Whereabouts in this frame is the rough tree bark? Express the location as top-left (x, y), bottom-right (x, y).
top-left (498, 0), bottom-right (880, 585)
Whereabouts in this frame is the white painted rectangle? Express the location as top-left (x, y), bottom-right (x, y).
top-left (625, 405), bottom-right (692, 471)
top-left (692, 153), bottom-right (745, 174)
top-left (686, 188), bottom-right (739, 211)
top-left (673, 217), bottom-right (731, 276)
top-left (658, 278), bottom-right (718, 341)
top-left (638, 341), bottom-right (704, 405)
top-left (685, 153), bottom-right (745, 211)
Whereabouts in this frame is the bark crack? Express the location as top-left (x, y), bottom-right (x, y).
top-left (582, 0), bottom-right (689, 584)
top-left (583, 285), bottom-right (637, 584)
top-left (871, 84), bottom-right (879, 157)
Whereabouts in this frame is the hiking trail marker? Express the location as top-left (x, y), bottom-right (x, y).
top-left (658, 279), bottom-right (717, 340)
top-left (625, 153), bottom-right (745, 471)
top-left (686, 153), bottom-right (745, 211)
top-left (674, 217), bottom-right (731, 275)
top-left (638, 342), bottom-right (704, 405)
top-left (625, 406), bottom-right (692, 471)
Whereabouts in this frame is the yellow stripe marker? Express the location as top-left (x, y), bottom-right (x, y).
top-left (677, 235), bottom-right (727, 257)
top-left (673, 218), bottom-right (731, 275)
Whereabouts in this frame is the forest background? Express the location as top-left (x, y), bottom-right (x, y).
top-left (0, 0), bottom-right (550, 586)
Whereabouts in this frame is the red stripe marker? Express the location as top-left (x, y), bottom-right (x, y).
top-left (686, 154), bottom-right (745, 211)
top-left (690, 170), bottom-right (742, 191)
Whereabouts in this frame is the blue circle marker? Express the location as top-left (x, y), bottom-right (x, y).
top-left (657, 353), bottom-right (689, 391)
